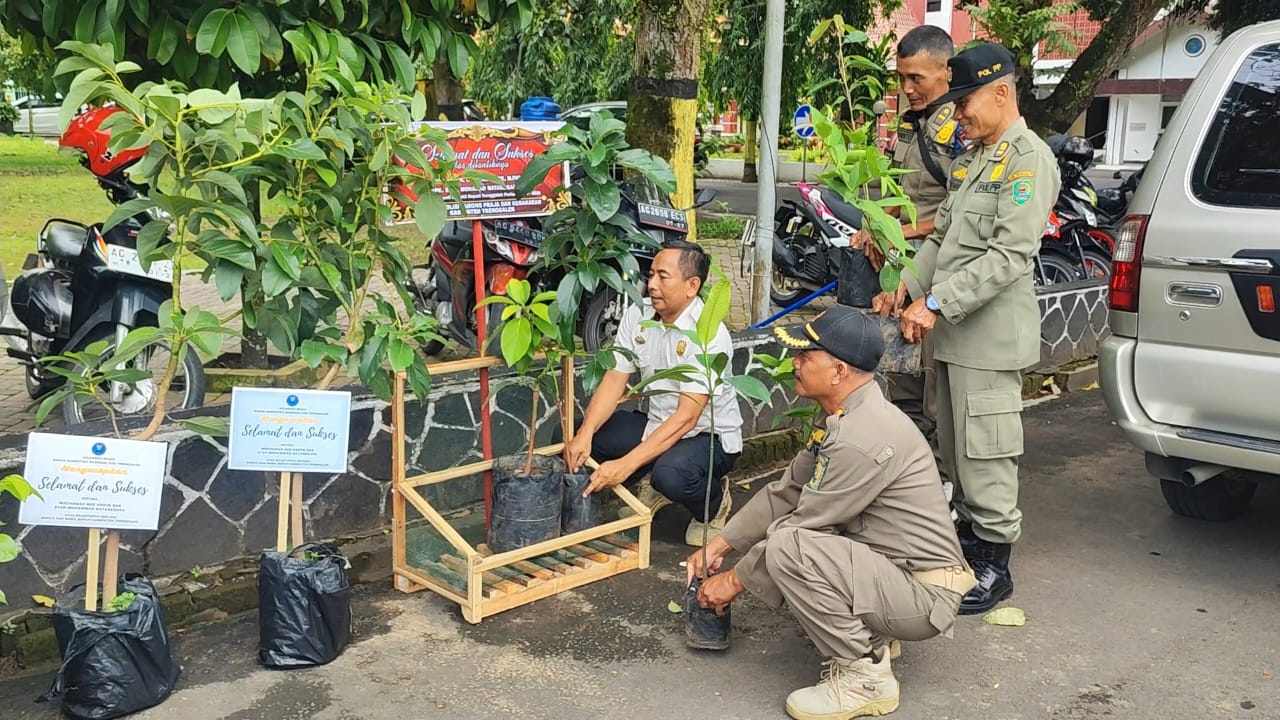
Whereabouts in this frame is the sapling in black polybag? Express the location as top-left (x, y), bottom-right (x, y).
top-left (258, 542), bottom-right (352, 668)
top-left (39, 575), bottom-right (182, 720)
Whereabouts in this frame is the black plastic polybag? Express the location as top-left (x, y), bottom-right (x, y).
top-left (39, 575), bottom-right (181, 719)
top-left (258, 543), bottom-right (352, 668)
top-left (836, 247), bottom-right (880, 308)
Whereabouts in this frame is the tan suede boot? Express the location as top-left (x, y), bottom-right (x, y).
top-left (785, 652), bottom-right (900, 720)
top-left (684, 490), bottom-right (732, 547)
top-left (619, 477), bottom-right (671, 518)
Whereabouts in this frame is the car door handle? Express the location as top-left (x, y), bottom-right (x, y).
top-left (1167, 282), bottom-right (1222, 306)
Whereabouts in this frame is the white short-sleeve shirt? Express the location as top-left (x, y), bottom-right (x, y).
top-left (611, 297), bottom-right (744, 454)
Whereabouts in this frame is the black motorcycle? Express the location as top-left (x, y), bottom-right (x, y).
top-left (409, 183), bottom-right (717, 353)
top-left (0, 107), bottom-right (205, 426)
top-left (1038, 135), bottom-right (1115, 285)
top-left (1097, 167), bottom-right (1143, 228)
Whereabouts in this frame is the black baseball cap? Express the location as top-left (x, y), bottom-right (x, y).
top-left (935, 42), bottom-right (1016, 106)
top-left (772, 306), bottom-right (884, 372)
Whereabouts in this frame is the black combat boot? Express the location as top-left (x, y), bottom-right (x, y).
top-left (958, 538), bottom-right (1013, 615)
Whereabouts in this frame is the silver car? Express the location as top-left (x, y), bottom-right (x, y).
top-left (1101, 20), bottom-right (1280, 521)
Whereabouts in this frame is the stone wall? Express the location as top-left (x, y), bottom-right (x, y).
top-left (0, 281), bottom-right (1109, 649)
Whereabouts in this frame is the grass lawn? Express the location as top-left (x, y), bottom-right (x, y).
top-left (0, 136), bottom-right (114, 278)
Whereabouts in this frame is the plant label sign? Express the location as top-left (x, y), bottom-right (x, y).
top-left (228, 388), bottom-right (352, 473)
top-left (388, 121), bottom-right (571, 222)
top-left (19, 433), bottom-right (167, 531)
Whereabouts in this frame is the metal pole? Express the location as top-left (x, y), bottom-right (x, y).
top-left (750, 0), bottom-right (786, 324)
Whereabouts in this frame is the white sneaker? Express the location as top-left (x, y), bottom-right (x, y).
top-left (685, 491), bottom-right (732, 547)
top-left (785, 652), bottom-right (900, 720)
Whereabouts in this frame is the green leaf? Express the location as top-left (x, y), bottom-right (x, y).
top-left (269, 243), bottom-right (302, 281)
top-left (411, 91), bottom-right (427, 121)
top-left (500, 317), bottom-right (532, 367)
top-left (135, 219), bottom-right (169, 267)
top-left (195, 8), bottom-right (230, 55)
top-left (178, 416), bottom-right (230, 438)
top-left (387, 43), bottom-right (415, 93)
top-left (226, 10), bottom-right (262, 74)
top-left (615, 149), bottom-right (676, 191)
top-left (447, 35), bottom-right (470, 80)
top-left (34, 387), bottom-right (73, 426)
top-left (0, 534), bottom-right (19, 563)
top-left (186, 88), bottom-right (236, 124)
top-left (388, 338), bottom-right (414, 372)
top-left (274, 139), bottom-right (327, 161)
top-left (515, 143), bottom-right (577, 196)
top-left (262, 257), bottom-right (293, 298)
top-left (102, 198), bottom-right (157, 233)
top-left (0, 474), bottom-right (37, 502)
top-left (506, 278), bottom-right (530, 305)
top-left (696, 279), bottom-right (731, 346)
top-left (414, 192), bottom-right (447, 240)
top-left (213, 262), bottom-right (245, 301)
top-left (583, 179), bottom-right (621, 222)
top-left (727, 375), bottom-right (772, 406)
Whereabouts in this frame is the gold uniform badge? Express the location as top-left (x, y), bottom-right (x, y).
top-left (675, 339), bottom-right (687, 356)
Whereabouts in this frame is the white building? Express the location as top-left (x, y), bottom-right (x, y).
top-left (1095, 15), bottom-right (1219, 166)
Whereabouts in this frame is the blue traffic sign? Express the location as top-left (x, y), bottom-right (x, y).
top-left (793, 104), bottom-right (815, 139)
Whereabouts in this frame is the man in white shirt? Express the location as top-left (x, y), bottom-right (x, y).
top-left (565, 240), bottom-right (744, 546)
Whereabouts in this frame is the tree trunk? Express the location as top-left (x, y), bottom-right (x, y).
top-left (430, 58), bottom-right (466, 120)
top-left (627, 0), bottom-right (712, 240)
top-left (741, 117), bottom-right (758, 184)
top-left (1026, 0), bottom-right (1166, 133)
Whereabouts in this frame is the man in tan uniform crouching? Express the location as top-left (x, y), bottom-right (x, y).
top-left (686, 306), bottom-right (974, 719)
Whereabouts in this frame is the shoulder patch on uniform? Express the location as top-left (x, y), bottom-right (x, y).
top-left (1009, 169), bottom-right (1035, 181)
top-left (809, 455), bottom-right (830, 489)
top-left (874, 446), bottom-right (895, 465)
top-left (934, 119), bottom-right (957, 144)
top-left (1011, 134), bottom-right (1036, 154)
top-left (1011, 178), bottom-right (1034, 206)
top-left (993, 141), bottom-right (1010, 160)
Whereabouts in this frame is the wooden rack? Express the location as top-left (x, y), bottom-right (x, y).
top-left (390, 356), bottom-right (652, 623)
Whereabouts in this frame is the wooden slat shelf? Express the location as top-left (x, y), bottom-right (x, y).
top-left (390, 360), bottom-right (653, 623)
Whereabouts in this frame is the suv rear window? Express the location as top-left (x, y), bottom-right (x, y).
top-left (1192, 43), bottom-right (1280, 208)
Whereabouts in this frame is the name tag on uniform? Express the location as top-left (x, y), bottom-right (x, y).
top-left (975, 181), bottom-right (1001, 194)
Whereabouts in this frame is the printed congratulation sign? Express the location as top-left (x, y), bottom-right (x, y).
top-left (228, 388), bottom-right (352, 473)
top-left (19, 433), bottom-right (167, 530)
top-left (388, 121), bottom-right (571, 222)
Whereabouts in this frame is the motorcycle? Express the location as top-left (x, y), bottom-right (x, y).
top-left (757, 181), bottom-right (867, 307)
top-left (405, 181), bottom-right (718, 354)
top-left (0, 106), bottom-right (206, 426)
top-left (1038, 135), bottom-right (1115, 285)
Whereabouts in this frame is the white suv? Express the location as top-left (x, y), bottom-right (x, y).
top-left (1101, 20), bottom-right (1280, 521)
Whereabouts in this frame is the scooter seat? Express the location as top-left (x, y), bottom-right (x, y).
top-left (820, 189), bottom-right (863, 228)
top-left (40, 220), bottom-right (89, 261)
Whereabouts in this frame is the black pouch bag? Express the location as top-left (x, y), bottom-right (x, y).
top-left (836, 247), bottom-right (881, 308)
top-left (258, 543), bottom-right (352, 668)
top-left (39, 575), bottom-right (182, 720)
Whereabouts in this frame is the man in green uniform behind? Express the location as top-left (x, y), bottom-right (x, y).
top-left (888, 43), bottom-right (1059, 615)
top-left (859, 24), bottom-right (962, 475)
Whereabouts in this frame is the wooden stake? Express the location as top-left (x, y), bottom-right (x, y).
top-left (276, 471), bottom-right (291, 552)
top-left (102, 531), bottom-right (120, 606)
top-left (561, 355), bottom-right (575, 443)
top-left (392, 372), bottom-right (408, 574)
top-left (290, 472), bottom-right (304, 549)
top-left (84, 528), bottom-right (101, 612)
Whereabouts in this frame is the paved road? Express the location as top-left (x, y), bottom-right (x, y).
top-left (3, 391), bottom-right (1276, 719)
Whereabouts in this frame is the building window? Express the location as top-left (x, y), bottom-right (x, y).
top-left (1184, 34), bottom-right (1206, 57)
top-left (1191, 43), bottom-right (1280, 209)
top-left (927, 0), bottom-right (943, 11)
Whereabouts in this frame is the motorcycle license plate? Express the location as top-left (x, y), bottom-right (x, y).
top-left (106, 244), bottom-right (173, 283)
top-left (637, 202), bottom-right (688, 232)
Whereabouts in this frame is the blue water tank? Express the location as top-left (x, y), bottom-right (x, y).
top-left (520, 96), bottom-right (561, 121)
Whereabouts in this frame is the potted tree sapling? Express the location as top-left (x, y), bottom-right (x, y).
top-left (478, 280), bottom-right (577, 551)
top-left (624, 276), bottom-right (773, 650)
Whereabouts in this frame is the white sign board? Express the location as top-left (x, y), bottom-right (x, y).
top-left (19, 433), bottom-right (167, 531)
top-left (228, 388), bottom-right (352, 473)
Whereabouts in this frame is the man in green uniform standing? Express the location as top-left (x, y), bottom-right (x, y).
top-left (891, 43), bottom-right (1059, 614)
top-left (859, 25), bottom-right (962, 465)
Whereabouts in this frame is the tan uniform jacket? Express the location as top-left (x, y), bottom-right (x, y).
top-left (893, 102), bottom-right (963, 223)
top-left (903, 117), bottom-right (1060, 371)
top-left (721, 382), bottom-right (966, 608)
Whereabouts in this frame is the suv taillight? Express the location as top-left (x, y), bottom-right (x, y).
top-left (1109, 214), bottom-right (1148, 312)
